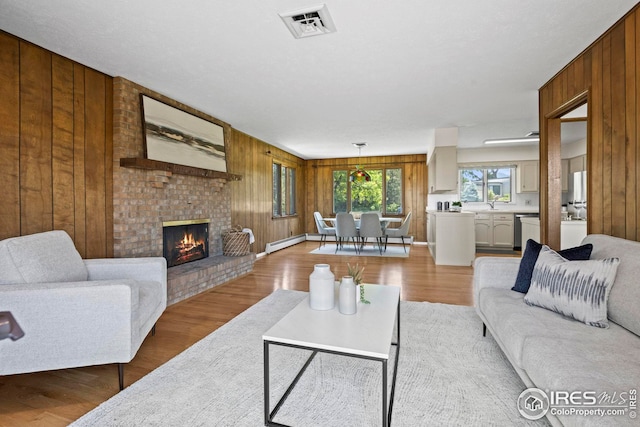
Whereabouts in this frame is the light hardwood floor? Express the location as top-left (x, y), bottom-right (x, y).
top-left (0, 242), bottom-right (515, 426)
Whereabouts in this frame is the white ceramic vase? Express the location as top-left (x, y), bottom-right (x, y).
top-left (339, 276), bottom-right (357, 315)
top-left (309, 264), bottom-right (335, 310)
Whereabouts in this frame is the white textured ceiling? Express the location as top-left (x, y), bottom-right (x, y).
top-left (0, 1), bottom-right (635, 158)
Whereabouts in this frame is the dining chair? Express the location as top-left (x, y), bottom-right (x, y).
top-left (349, 211), bottom-right (363, 228)
top-left (335, 212), bottom-right (359, 253)
top-left (384, 211), bottom-right (412, 252)
top-left (359, 212), bottom-right (384, 254)
top-left (313, 212), bottom-right (336, 248)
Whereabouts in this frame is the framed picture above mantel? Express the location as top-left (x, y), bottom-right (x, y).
top-left (140, 94), bottom-right (227, 172)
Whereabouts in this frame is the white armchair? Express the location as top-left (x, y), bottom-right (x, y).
top-left (384, 211), bottom-right (412, 252)
top-left (313, 211), bottom-right (336, 248)
top-left (0, 230), bottom-right (167, 390)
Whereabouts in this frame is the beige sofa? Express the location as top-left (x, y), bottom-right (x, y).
top-left (474, 234), bottom-right (640, 426)
top-left (0, 230), bottom-right (167, 390)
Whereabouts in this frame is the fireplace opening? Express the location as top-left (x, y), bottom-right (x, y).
top-left (162, 219), bottom-right (210, 267)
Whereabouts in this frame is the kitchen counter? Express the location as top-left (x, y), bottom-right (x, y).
top-left (428, 207), bottom-right (539, 214)
top-left (463, 207), bottom-right (540, 214)
top-left (520, 217), bottom-right (588, 225)
top-left (426, 209), bottom-right (475, 215)
top-left (426, 211), bottom-right (475, 266)
top-left (520, 216), bottom-right (540, 225)
top-left (520, 217), bottom-right (587, 249)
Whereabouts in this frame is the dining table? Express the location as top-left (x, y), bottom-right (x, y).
top-left (322, 215), bottom-right (402, 231)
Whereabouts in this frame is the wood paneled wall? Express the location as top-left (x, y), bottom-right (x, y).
top-left (305, 155), bottom-right (427, 241)
top-left (539, 5), bottom-right (640, 246)
top-left (227, 130), bottom-right (306, 252)
top-left (0, 31), bottom-right (425, 255)
top-left (226, 146), bottom-right (427, 249)
top-left (0, 31), bottom-right (113, 257)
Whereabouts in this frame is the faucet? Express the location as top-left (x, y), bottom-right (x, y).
top-left (487, 196), bottom-right (499, 210)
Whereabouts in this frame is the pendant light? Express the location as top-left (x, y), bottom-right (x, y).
top-left (350, 143), bottom-right (371, 182)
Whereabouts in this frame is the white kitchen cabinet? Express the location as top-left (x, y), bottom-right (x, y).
top-left (475, 212), bottom-right (514, 248)
top-left (561, 220), bottom-right (587, 249)
top-left (561, 159), bottom-right (569, 192)
top-left (474, 213), bottom-right (491, 246)
top-left (492, 213), bottom-right (514, 247)
top-left (517, 161), bottom-right (539, 193)
top-left (569, 155), bottom-right (586, 174)
top-left (521, 217), bottom-right (541, 244)
top-left (519, 217), bottom-right (586, 250)
top-left (428, 146), bottom-right (457, 193)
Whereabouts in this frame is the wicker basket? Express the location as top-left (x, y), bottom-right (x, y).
top-left (223, 226), bottom-right (250, 256)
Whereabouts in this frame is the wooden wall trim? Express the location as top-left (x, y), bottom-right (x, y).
top-left (541, 91), bottom-right (589, 249)
top-left (539, 4), bottom-right (640, 243)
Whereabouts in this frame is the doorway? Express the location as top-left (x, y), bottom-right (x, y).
top-left (560, 106), bottom-right (587, 248)
top-left (540, 91), bottom-right (589, 250)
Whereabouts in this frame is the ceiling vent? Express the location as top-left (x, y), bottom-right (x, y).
top-left (279, 4), bottom-right (336, 39)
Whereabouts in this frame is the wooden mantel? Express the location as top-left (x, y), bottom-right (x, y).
top-left (120, 158), bottom-right (242, 181)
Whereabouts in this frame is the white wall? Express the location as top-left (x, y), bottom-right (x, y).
top-left (427, 127), bottom-right (457, 164)
top-left (427, 189), bottom-right (539, 211)
top-left (426, 129), bottom-right (586, 212)
top-left (457, 145), bottom-right (539, 163)
top-left (561, 139), bottom-right (587, 159)
top-left (425, 128), bottom-right (436, 164)
top-left (426, 145), bottom-right (540, 211)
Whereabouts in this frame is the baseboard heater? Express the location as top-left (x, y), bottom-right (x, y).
top-left (305, 234), bottom-right (336, 242)
top-left (265, 234), bottom-right (306, 254)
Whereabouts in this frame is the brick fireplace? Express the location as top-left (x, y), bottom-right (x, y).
top-left (112, 77), bottom-right (255, 304)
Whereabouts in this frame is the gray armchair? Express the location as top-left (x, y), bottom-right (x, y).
top-left (313, 212), bottom-right (336, 248)
top-left (359, 212), bottom-right (384, 254)
top-left (335, 212), bottom-right (359, 253)
top-left (0, 230), bottom-right (167, 390)
top-left (385, 211), bottom-right (412, 252)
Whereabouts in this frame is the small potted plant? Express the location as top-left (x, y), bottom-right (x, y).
top-left (347, 262), bottom-right (369, 304)
top-left (450, 201), bottom-right (462, 212)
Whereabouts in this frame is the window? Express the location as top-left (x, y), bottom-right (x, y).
top-left (351, 169), bottom-right (383, 212)
top-left (332, 167), bottom-right (403, 215)
top-left (385, 168), bottom-right (403, 214)
top-left (272, 163), bottom-right (296, 217)
top-left (459, 166), bottom-right (513, 203)
top-left (333, 170), bottom-right (347, 213)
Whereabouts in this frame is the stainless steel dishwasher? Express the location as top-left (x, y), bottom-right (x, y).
top-left (514, 213), bottom-right (539, 251)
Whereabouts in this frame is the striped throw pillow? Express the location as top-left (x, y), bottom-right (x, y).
top-left (524, 246), bottom-right (620, 328)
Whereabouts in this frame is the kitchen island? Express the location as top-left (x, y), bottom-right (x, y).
top-left (426, 210), bottom-right (476, 266)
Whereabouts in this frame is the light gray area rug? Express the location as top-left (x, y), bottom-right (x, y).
top-left (72, 290), bottom-right (545, 426)
top-left (310, 244), bottom-right (410, 257)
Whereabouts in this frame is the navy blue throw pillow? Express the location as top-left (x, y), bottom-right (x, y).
top-left (511, 239), bottom-right (593, 293)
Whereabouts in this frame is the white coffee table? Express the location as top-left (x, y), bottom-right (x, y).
top-left (263, 284), bottom-right (401, 426)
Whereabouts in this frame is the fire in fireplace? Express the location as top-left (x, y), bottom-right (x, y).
top-left (162, 219), bottom-right (210, 267)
